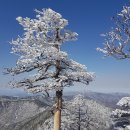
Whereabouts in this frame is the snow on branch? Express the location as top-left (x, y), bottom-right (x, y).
top-left (6, 8), bottom-right (94, 93)
top-left (97, 6), bottom-right (130, 59)
top-left (117, 97), bottom-right (130, 109)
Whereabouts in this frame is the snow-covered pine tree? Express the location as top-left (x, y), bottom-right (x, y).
top-left (97, 6), bottom-right (130, 59)
top-left (69, 94), bottom-right (85, 130)
top-left (112, 97), bottom-right (130, 130)
top-left (6, 9), bottom-right (94, 130)
top-left (65, 94), bottom-right (111, 130)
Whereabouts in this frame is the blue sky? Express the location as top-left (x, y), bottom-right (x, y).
top-left (0, 0), bottom-right (130, 95)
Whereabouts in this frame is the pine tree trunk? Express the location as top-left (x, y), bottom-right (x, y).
top-left (54, 90), bottom-right (62, 130)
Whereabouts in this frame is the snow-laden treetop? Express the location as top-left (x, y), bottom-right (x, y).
top-left (97, 6), bottom-right (130, 59)
top-left (6, 8), bottom-right (94, 94)
top-left (112, 97), bottom-right (130, 118)
top-left (112, 97), bottom-right (130, 129)
top-left (117, 97), bottom-right (130, 108)
top-left (71, 94), bottom-right (85, 106)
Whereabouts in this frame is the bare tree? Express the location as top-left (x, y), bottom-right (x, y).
top-left (97, 5), bottom-right (130, 130)
top-left (97, 6), bottom-right (130, 60)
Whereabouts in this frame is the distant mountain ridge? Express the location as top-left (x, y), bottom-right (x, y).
top-left (85, 91), bottom-right (130, 109)
top-left (0, 91), bottom-right (129, 130)
top-left (63, 91), bottom-right (130, 109)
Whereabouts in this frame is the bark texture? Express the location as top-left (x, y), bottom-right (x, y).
top-left (54, 91), bottom-right (62, 130)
